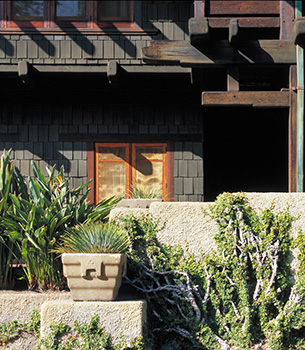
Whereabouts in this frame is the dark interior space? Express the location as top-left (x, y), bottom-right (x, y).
top-left (203, 107), bottom-right (289, 201)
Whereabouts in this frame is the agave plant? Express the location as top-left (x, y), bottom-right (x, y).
top-left (57, 223), bottom-right (130, 254)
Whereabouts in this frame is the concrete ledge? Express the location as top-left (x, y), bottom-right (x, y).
top-left (110, 193), bottom-right (305, 259)
top-left (0, 290), bottom-right (72, 324)
top-left (41, 300), bottom-right (147, 344)
top-left (0, 291), bottom-right (72, 350)
top-left (117, 198), bottom-right (162, 209)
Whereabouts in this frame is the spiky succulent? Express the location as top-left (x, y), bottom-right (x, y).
top-left (58, 223), bottom-right (130, 254)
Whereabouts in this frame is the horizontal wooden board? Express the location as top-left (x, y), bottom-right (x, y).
top-left (142, 40), bottom-right (296, 66)
top-left (202, 91), bottom-right (290, 108)
top-left (209, 1), bottom-right (280, 16)
top-left (59, 134), bottom-right (203, 142)
top-left (208, 17), bottom-right (280, 28)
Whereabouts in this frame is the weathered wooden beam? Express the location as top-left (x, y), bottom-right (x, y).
top-left (18, 60), bottom-right (34, 86)
top-left (208, 1), bottom-right (280, 16)
top-left (229, 19), bottom-right (239, 45)
top-left (201, 91), bottom-right (290, 108)
top-left (280, 0), bottom-right (294, 40)
top-left (107, 60), bottom-right (124, 88)
top-left (207, 17), bottom-right (280, 29)
top-left (293, 17), bottom-right (305, 45)
top-left (194, 0), bottom-right (205, 17)
top-left (189, 17), bottom-right (210, 45)
top-left (142, 40), bottom-right (296, 66)
top-left (227, 66), bottom-right (239, 91)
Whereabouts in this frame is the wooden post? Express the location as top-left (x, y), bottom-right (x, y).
top-left (194, 0), bottom-right (205, 18)
top-left (289, 65), bottom-right (298, 192)
top-left (280, 0), bottom-right (295, 40)
top-left (227, 66), bottom-right (240, 92)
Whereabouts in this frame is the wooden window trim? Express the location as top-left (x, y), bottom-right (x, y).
top-left (94, 142), bottom-right (170, 204)
top-left (87, 142), bottom-right (95, 204)
top-left (1, 0), bottom-right (134, 30)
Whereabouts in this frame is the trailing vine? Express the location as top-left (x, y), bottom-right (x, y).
top-left (0, 310), bottom-right (40, 346)
top-left (0, 312), bottom-right (145, 349)
top-left (119, 193), bottom-right (305, 349)
top-left (38, 315), bottom-right (146, 350)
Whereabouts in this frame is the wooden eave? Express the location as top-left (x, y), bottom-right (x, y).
top-left (142, 40), bottom-right (296, 67)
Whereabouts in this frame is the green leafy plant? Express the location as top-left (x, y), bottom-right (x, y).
top-left (128, 183), bottom-right (163, 199)
top-left (118, 193), bottom-right (305, 350)
top-left (0, 150), bottom-right (17, 289)
top-left (56, 222), bottom-right (130, 254)
top-left (0, 310), bottom-right (40, 346)
top-left (1, 160), bottom-right (120, 290)
top-left (118, 213), bottom-right (213, 349)
top-left (38, 314), bottom-right (146, 350)
top-left (0, 311), bottom-right (145, 349)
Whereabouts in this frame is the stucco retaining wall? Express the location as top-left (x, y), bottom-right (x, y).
top-left (41, 300), bottom-right (146, 344)
top-left (111, 192), bottom-right (305, 259)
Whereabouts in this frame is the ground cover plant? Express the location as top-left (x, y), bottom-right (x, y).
top-left (118, 193), bottom-right (305, 350)
top-left (0, 311), bottom-right (145, 349)
top-left (0, 150), bottom-right (119, 290)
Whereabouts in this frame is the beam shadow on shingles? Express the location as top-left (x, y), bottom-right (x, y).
top-left (16, 24), bottom-right (56, 56)
top-left (0, 34), bottom-right (15, 56)
top-left (56, 22), bottom-right (95, 55)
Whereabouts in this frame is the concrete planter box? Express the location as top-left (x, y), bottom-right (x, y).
top-left (62, 253), bottom-right (127, 301)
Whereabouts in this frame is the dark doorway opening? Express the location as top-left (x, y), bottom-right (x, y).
top-left (203, 108), bottom-right (289, 201)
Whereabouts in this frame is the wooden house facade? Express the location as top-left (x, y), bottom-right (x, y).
top-left (0, 1), bottom-right (303, 202)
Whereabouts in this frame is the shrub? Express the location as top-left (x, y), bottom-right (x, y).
top-left (118, 193), bottom-right (305, 349)
top-left (0, 150), bottom-right (16, 289)
top-left (0, 154), bottom-right (120, 290)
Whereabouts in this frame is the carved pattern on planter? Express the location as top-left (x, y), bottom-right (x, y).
top-left (62, 253), bottom-right (127, 301)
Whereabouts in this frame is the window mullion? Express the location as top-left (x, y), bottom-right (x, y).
top-left (90, 0), bottom-right (98, 28)
top-left (45, 0), bottom-right (54, 27)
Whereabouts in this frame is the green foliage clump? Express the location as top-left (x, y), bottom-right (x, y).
top-left (0, 150), bottom-right (120, 290)
top-left (206, 192), bottom-right (298, 349)
top-left (0, 149), bottom-right (16, 289)
top-left (56, 222), bottom-right (130, 254)
top-left (0, 312), bottom-right (145, 350)
top-left (38, 314), bottom-right (145, 350)
top-left (128, 183), bottom-right (163, 199)
top-left (118, 213), bottom-right (217, 349)
top-left (0, 310), bottom-right (40, 346)
top-left (119, 193), bottom-right (305, 350)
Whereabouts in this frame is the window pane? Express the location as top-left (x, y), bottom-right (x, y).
top-left (134, 146), bottom-right (164, 196)
top-left (98, 147), bottom-right (126, 161)
top-left (136, 147), bottom-right (163, 161)
top-left (134, 161), bottom-right (163, 193)
top-left (56, 0), bottom-right (86, 18)
top-left (97, 146), bottom-right (127, 201)
top-left (98, 162), bottom-right (126, 200)
top-left (99, 1), bottom-right (130, 19)
top-left (12, 0), bottom-right (44, 19)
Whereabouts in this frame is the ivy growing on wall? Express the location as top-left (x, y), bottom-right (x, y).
top-left (119, 192), bottom-right (305, 349)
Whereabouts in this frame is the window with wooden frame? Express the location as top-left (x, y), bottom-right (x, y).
top-left (1, 0), bottom-right (133, 29)
top-left (95, 143), bottom-right (168, 202)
